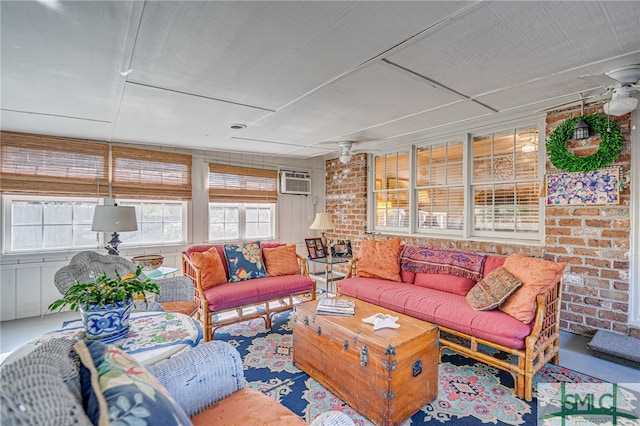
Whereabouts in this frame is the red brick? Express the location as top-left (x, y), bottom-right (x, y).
top-left (572, 208), bottom-right (600, 216)
top-left (559, 237), bottom-right (586, 246)
top-left (601, 230), bottom-right (630, 238)
top-left (584, 220), bottom-right (612, 228)
top-left (598, 310), bottom-right (628, 322)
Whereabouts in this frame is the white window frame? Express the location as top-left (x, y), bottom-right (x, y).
top-left (470, 128), bottom-right (544, 242)
top-left (414, 140), bottom-right (466, 237)
top-left (368, 119), bottom-right (545, 244)
top-left (118, 199), bottom-right (188, 247)
top-left (2, 195), bottom-right (100, 253)
top-left (208, 202), bottom-right (276, 242)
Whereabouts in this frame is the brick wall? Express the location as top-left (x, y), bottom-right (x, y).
top-left (324, 103), bottom-right (638, 338)
top-left (545, 102), bottom-right (635, 337)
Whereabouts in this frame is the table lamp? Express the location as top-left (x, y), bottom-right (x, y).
top-left (309, 213), bottom-right (334, 249)
top-left (92, 199), bottom-right (138, 256)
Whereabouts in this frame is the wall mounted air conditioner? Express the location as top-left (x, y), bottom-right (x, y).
top-left (280, 170), bottom-right (311, 195)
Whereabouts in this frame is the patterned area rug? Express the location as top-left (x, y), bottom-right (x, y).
top-left (214, 312), bottom-right (603, 425)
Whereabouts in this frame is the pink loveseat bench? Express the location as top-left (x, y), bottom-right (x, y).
top-left (183, 243), bottom-right (315, 341)
top-left (338, 246), bottom-right (564, 401)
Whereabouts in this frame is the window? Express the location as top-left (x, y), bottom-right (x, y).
top-left (369, 123), bottom-right (541, 241)
top-left (373, 152), bottom-right (410, 229)
top-left (472, 128), bottom-right (540, 236)
top-left (208, 163), bottom-right (278, 241)
top-left (209, 203), bottom-right (274, 241)
top-left (0, 132), bottom-right (193, 252)
top-left (5, 196), bottom-right (98, 252)
top-left (119, 200), bottom-right (186, 246)
top-left (416, 141), bottom-right (464, 232)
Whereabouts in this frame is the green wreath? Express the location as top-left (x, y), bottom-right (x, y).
top-left (546, 114), bottom-right (622, 172)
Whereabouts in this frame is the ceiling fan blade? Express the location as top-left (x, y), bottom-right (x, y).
top-left (578, 73), bottom-right (620, 88)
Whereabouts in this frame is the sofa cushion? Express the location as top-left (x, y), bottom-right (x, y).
top-left (189, 247), bottom-right (228, 289)
top-left (203, 275), bottom-right (314, 311)
top-left (75, 340), bottom-right (192, 426)
top-left (466, 266), bottom-right (522, 310)
top-left (413, 273), bottom-right (476, 296)
top-left (263, 244), bottom-right (300, 276)
top-left (339, 277), bottom-right (532, 349)
top-left (483, 255), bottom-right (507, 277)
top-left (191, 388), bottom-right (305, 426)
top-left (224, 241), bottom-right (268, 282)
top-left (499, 253), bottom-right (566, 324)
top-left (356, 238), bottom-right (402, 282)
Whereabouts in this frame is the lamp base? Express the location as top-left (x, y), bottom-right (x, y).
top-left (105, 232), bottom-right (122, 256)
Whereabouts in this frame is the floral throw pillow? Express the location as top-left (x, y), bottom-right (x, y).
top-left (466, 266), bottom-right (522, 311)
top-left (74, 340), bottom-right (192, 426)
top-left (224, 241), bottom-right (268, 282)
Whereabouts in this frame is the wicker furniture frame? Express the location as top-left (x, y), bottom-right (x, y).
top-left (343, 258), bottom-right (563, 401)
top-left (182, 253), bottom-right (315, 341)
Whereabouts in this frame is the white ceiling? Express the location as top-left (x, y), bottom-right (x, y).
top-left (2, 1), bottom-right (640, 159)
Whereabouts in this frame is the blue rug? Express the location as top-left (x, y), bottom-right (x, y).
top-left (214, 312), bottom-right (603, 425)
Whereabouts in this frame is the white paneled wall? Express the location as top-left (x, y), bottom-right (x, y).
top-left (0, 149), bottom-right (327, 320)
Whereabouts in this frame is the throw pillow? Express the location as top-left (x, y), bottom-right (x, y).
top-left (466, 266), bottom-right (522, 310)
top-left (74, 340), bottom-right (192, 426)
top-left (499, 253), bottom-right (566, 323)
top-left (224, 241), bottom-right (268, 282)
top-left (263, 244), bottom-right (300, 276)
top-left (189, 247), bottom-right (228, 290)
top-left (356, 238), bottom-right (402, 282)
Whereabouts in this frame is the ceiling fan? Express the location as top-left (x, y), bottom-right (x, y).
top-left (579, 64), bottom-right (640, 116)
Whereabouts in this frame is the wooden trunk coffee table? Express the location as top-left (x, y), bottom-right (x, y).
top-left (292, 297), bottom-right (438, 426)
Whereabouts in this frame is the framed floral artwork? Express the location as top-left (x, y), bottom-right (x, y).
top-left (546, 167), bottom-right (620, 205)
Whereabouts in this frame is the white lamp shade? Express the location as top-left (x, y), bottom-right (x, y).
top-left (309, 213), bottom-right (335, 231)
top-left (91, 206), bottom-right (138, 232)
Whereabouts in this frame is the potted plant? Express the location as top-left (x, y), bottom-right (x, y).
top-left (48, 266), bottom-right (160, 341)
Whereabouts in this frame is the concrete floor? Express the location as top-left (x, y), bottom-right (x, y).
top-left (1, 312), bottom-right (639, 385)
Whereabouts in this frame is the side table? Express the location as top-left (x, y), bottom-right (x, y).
top-left (146, 266), bottom-right (180, 279)
top-left (307, 256), bottom-right (351, 295)
top-left (9, 311), bottom-right (202, 366)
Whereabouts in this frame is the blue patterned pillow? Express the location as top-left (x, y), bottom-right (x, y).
top-left (224, 241), bottom-right (268, 282)
top-left (74, 340), bottom-right (192, 426)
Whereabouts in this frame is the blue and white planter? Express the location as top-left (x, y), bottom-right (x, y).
top-left (79, 298), bottom-right (133, 342)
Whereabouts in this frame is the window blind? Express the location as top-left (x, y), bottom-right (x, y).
top-left (111, 146), bottom-right (192, 200)
top-left (208, 163), bottom-right (278, 203)
top-left (0, 131), bottom-right (109, 197)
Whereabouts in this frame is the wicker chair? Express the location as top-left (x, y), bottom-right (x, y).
top-left (54, 251), bottom-right (198, 316)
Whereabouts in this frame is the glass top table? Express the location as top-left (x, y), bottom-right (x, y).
top-left (307, 256), bottom-right (352, 296)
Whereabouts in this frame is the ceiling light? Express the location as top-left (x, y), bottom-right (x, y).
top-left (603, 87), bottom-right (639, 116)
top-left (337, 141), bottom-right (353, 164)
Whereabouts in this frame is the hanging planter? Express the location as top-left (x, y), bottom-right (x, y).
top-left (546, 114), bottom-right (623, 172)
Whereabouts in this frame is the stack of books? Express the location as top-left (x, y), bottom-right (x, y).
top-left (316, 298), bottom-right (355, 316)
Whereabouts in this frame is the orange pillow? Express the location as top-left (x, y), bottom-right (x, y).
top-left (263, 244), bottom-right (300, 276)
top-left (189, 247), bottom-right (228, 290)
top-left (356, 238), bottom-right (402, 282)
top-left (499, 253), bottom-right (566, 324)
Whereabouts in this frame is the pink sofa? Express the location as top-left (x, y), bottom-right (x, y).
top-left (338, 246), bottom-right (564, 401)
top-left (183, 243), bottom-right (315, 341)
